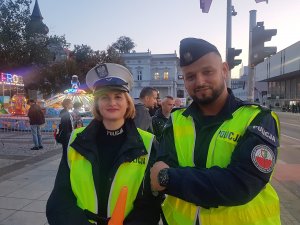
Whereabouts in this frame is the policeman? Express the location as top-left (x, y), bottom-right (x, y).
top-left (150, 38), bottom-right (281, 225)
top-left (47, 63), bottom-right (161, 225)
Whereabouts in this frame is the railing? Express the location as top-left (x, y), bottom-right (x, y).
top-left (0, 116), bottom-right (93, 141)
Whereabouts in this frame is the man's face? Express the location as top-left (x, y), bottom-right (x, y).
top-left (162, 98), bottom-right (175, 114)
top-left (145, 91), bottom-right (158, 109)
top-left (182, 52), bottom-right (228, 105)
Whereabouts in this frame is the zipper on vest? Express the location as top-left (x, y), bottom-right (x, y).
top-left (194, 207), bottom-right (201, 225)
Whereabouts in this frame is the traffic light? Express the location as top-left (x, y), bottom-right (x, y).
top-left (227, 47), bottom-right (242, 70)
top-left (251, 22), bottom-right (277, 65)
top-left (200, 0), bottom-right (212, 13)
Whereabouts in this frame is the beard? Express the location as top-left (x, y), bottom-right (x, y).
top-left (191, 82), bottom-right (225, 105)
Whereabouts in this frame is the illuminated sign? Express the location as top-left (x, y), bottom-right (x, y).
top-left (64, 88), bottom-right (86, 94)
top-left (0, 73), bottom-right (24, 86)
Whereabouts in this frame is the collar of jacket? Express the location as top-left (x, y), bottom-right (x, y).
top-left (70, 119), bottom-right (147, 164)
top-left (182, 88), bottom-right (244, 121)
top-left (153, 108), bottom-right (168, 119)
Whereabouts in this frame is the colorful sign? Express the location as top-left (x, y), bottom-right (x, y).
top-left (0, 73), bottom-right (24, 86)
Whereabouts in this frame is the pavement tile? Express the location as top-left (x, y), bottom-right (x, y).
top-left (22, 177), bottom-right (56, 192)
top-left (21, 200), bottom-right (46, 213)
top-left (38, 192), bottom-right (51, 201)
top-left (0, 197), bottom-right (31, 210)
top-left (0, 209), bottom-right (15, 222)
top-left (274, 163), bottom-right (300, 181)
top-left (0, 159), bottom-right (20, 169)
top-left (7, 189), bottom-right (48, 200)
top-left (0, 210), bottom-right (47, 225)
top-left (0, 180), bottom-right (31, 197)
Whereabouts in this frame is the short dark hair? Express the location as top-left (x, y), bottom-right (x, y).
top-left (28, 99), bottom-right (35, 104)
top-left (139, 87), bottom-right (158, 99)
top-left (164, 96), bottom-right (174, 100)
top-left (73, 102), bottom-right (82, 109)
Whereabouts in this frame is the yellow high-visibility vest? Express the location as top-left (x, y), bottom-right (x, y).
top-left (162, 106), bottom-right (281, 225)
top-left (67, 127), bottom-right (154, 224)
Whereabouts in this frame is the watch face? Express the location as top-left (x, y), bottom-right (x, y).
top-left (158, 168), bottom-right (169, 187)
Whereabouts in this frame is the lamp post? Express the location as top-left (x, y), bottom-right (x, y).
top-left (225, 0), bottom-right (238, 88)
top-left (199, 0), bottom-right (270, 90)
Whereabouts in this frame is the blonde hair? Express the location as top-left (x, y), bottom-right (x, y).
top-left (92, 91), bottom-right (135, 121)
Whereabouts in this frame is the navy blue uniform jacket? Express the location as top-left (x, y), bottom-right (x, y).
top-left (158, 90), bottom-right (280, 209)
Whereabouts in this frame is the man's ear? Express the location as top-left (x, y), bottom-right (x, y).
top-left (222, 62), bottom-right (229, 80)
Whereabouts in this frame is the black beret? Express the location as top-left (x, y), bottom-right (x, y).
top-left (179, 38), bottom-right (221, 67)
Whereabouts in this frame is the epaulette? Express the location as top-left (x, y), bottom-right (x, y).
top-left (239, 100), bottom-right (271, 112)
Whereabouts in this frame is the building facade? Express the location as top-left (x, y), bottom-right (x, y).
top-left (255, 41), bottom-right (300, 109)
top-left (122, 51), bottom-right (186, 99)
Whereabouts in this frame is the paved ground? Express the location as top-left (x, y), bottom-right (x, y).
top-left (0, 131), bottom-right (61, 225)
top-left (0, 130), bottom-right (299, 224)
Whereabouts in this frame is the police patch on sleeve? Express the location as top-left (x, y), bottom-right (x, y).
top-left (251, 145), bottom-right (275, 173)
top-left (248, 126), bottom-right (279, 147)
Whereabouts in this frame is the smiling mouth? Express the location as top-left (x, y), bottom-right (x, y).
top-left (195, 87), bottom-right (210, 92)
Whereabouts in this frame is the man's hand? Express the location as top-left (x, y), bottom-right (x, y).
top-left (150, 161), bottom-right (169, 192)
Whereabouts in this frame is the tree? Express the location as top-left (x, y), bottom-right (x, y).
top-left (112, 36), bottom-right (136, 53)
top-left (99, 45), bottom-right (124, 64)
top-left (48, 35), bottom-right (70, 49)
top-left (0, 0), bottom-right (32, 70)
top-left (73, 44), bottom-right (94, 64)
top-left (0, 0), bottom-right (54, 71)
top-left (39, 60), bottom-right (78, 97)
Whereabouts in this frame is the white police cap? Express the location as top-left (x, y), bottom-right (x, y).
top-left (86, 63), bottom-right (133, 94)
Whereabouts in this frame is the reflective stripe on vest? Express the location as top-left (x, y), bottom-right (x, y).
top-left (67, 127), bottom-right (154, 224)
top-left (162, 106), bottom-right (281, 225)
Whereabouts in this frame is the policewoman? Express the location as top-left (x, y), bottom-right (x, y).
top-left (47, 63), bottom-right (161, 225)
top-left (150, 38), bottom-right (281, 225)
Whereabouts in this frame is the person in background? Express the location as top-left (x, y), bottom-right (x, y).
top-left (150, 38), bottom-right (281, 225)
top-left (152, 96), bottom-right (175, 142)
top-left (72, 101), bottom-right (83, 128)
top-left (134, 86), bottom-right (158, 132)
top-left (59, 98), bottom-right (73, 157)
top-left (174, 98), bottom-right (182, 108)
top-left (46, 63), bottom-right (161, 225)
top-left (186, 96), bottom-right (193, 107)
top-left (149, 98), bottom-right (162, 116)
top-left (27, 99), bottom-right (45, 150)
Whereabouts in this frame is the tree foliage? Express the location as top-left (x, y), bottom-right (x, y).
top-left (112, 36), bottom-right (136, 53)
top-left (0, 0), bottom-right (32, 70)
top-left (0, 1), bottom-right (136, 96)
top-left (48, 35), bottom-right (70, 49)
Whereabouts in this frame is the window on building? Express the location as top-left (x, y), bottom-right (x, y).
top-left (163, 71), bottom-right (169, 80)
top-left (154, 72), bottom-right (160, 80)
top-left (177, 90), bottom-right (184, 98)
top-left (137, 70), bottom-right (142, 80)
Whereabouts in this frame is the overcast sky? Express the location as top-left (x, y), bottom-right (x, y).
top-left (34, 0), bottom-right (300, 77)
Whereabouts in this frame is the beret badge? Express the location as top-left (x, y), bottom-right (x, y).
top-left (95, 64), bottom-right (109, 79)
top-left (183, 52), bottom-right (193, 64)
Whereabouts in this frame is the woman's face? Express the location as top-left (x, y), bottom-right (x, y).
top-left (98, 91), bottom-right (128, 122)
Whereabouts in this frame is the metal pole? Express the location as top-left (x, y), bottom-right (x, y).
top-left (226, 0), bottom-right (232, 88)
top-left (247, 10), bottom-right (257, 102)
top-left (2, 81), bottom-right (4, 99)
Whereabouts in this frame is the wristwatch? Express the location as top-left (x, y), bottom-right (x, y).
top-left (158, 168), bottom-right (169, 187)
